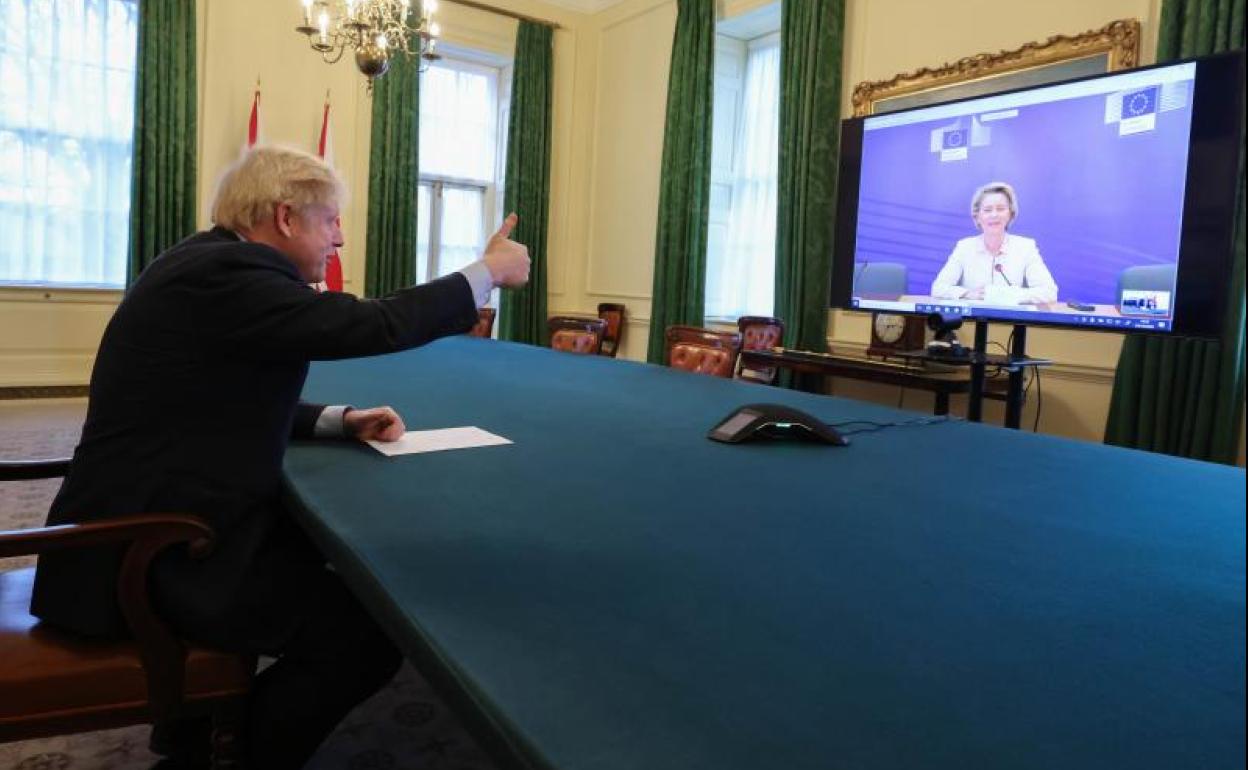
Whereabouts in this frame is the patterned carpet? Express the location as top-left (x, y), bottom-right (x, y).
top-left (0, 401), bottom-right (497, 770)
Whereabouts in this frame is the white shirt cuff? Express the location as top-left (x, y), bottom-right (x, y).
top-left (459, 260), bottom-right (495, 308)
top-left (314, 405), bottom-right (352, 438)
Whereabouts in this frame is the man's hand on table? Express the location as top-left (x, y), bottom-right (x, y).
top-left (344, 406), bottom-right (406, 442)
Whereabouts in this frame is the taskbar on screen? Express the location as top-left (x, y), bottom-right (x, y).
top-left (849, 298), bottom-right (1173, 332)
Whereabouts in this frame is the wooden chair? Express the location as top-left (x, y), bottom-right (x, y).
top-left (736, 316), bottom-right (785, 385)
top-left (468, 307), bottom-right (496, 338)
top-left (596, 303), bottom-right (626, 358)
top-left (0, 459), bottom-right (254, 767)
top-left (664, 325), bottom-right (742, 378)
top-left (548, 316), bottom-right (608, 355)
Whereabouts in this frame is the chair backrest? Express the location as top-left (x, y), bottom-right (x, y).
top-left (548, 316), bottom-right (607, 355)
top-left (736, 316), bottom-right (784, 385)
top-left (0, 459), bottom-right (252, 755)
top-left (468, 307), bottom-right (496, 338)
top-left (597, 303), bottom-right (626, 358)
top-left (665, 325), bottom-right (742, 378)
top-left (854, 262), bottom-right (908, 296)
top-left (1116, 265), bottom-right (1177, 303)
top-left (737, 316), bottom-right (784, 351)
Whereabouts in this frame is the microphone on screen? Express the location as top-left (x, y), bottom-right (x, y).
top-left (994, 263), bottom-right (1013, 287)
top-left (854, 260), bottom-right (870, 290)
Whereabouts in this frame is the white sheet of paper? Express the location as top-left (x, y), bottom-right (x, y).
top-left (982, 285), bottom-right (1030, 307)
top-left (366, 427), bottom-right (512, 457)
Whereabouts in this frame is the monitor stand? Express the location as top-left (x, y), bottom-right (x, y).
top-left (967, 323), bottom-right (1048, 429)
top-left (891, 325), bottom-right (1052, 429)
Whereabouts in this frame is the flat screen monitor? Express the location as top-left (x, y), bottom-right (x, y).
top-left (830, 51), bottom-right (1244, 337)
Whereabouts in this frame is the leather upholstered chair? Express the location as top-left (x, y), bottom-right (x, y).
top-left (548, 316), bottom-right (608, 355)
top-left (0, 459), bottom-right (254, 767)
top-left (665, 325), bottom-right (742, 378)
top-left (736, 316), bottom-right (785, 385)
top-left (596, 303), bottom-right (626, 358)
top-left (468, 306), bottom-right (496, 338)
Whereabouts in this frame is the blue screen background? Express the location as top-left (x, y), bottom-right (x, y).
top-left (855, 83), bottom-right (1195, 304)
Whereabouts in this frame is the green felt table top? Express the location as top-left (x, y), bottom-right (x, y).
top-left (285, 336), bottom-right (1245, 770)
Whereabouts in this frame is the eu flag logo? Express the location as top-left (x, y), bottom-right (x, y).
top-left (942, 129), bottom-right (966, 149)
top-left (1117, 85), bottom-right (1161, 136)
top-left (1123, 87), bottom-right (1158, 117)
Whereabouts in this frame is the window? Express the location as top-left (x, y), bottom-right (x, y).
top-left (706, 31), bottom-right (780, 320)
top-left (0, 0), bottom-right (138, 288)
top-left (417, 55), bottom-right (508, 293)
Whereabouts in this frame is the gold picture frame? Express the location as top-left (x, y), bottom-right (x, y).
top-left (851, 19), bottom-right (1142, 117)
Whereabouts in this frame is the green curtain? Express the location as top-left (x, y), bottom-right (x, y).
top-left (499, 21), bottom-right (554, 345)
top-left (1104, 0), bottom-right (1245, 463)
top-left (646, 0), bottom-right (714, 364)
top-left (126, 0), bottom-right (197, 284)
top-left (774, 0), bottom-right (846, 356)
top-left (364, 55), bottom-right (420, 298)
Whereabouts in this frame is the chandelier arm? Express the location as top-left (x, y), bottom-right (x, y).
top-left (299, 0), bottom-right (437, 82)
top-left (321, 45), bottom-right (348, 64)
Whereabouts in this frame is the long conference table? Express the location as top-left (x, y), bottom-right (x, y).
top-left (283, 336), bottom-right (1245, 770)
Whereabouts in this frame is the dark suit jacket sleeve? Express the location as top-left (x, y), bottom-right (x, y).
top-left (195, 244), bottom-right (480, 362)
top-left (293, 402), bottom-right (327, 439)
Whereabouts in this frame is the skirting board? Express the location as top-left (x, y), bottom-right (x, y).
top-left (0, 385), bottom-right (90, 400)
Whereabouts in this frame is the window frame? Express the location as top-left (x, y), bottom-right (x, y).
top-left (704, 26), bottom-right (781, 323)
top-left (418, 176), bottom-right (489, 282)
top-left (416, 52), bottom-right (509, 293)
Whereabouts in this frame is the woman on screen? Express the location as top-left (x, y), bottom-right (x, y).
top-left (930, 182), bottom-right (1058, 304)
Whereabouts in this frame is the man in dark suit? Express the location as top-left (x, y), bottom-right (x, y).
top-left (30, 145), bottom-right (530, 768)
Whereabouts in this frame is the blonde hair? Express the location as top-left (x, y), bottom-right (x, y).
top-left (970, 181), bottom-right (1018, 229)
top-left (210, 145), bottom-right (346, 231)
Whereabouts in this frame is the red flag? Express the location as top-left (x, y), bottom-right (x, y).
top-left (245, 80), bottom-right (262, 151)
top-left (318, 94), bottom-right (344, 292)
top-left (318, 100), bottom-right (333, 160)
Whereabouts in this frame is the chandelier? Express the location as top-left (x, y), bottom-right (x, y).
top-left (296, 0), bottom-right (442, 88)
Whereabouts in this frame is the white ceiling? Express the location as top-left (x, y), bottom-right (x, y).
top-left (717, 3), bottom-right (781, 40)
top-left (534, 0), bottom-right (630, 13)
top-left (531, 0), bottom-right (780, 35)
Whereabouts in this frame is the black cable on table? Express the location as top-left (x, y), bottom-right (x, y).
top-left (830, 415), bottom-right (957, 436)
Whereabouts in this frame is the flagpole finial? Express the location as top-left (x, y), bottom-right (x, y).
top-left (325, 88), bottom-right (331, 105)
top-left (256, 75), bottom-right (261, 91)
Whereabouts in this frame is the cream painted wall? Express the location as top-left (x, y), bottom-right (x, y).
top-left (573, 0), bottom-right (675, 361)
top-left (0, 288), bottom-right (118, 386)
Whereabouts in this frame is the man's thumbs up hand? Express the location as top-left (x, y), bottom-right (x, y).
top-left (483, 213), bottom-right (530, 288)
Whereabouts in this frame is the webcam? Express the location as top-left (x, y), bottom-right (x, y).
top-left (926, 312), bottom-right (962, 335)
top-left (926, 312), bottom-right (967, 357)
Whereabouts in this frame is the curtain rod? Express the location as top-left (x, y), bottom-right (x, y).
top-left (444, 0), bottom-right (564, 30)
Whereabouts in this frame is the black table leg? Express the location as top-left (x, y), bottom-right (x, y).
top-left (967, 323), bottom-right (989, 423)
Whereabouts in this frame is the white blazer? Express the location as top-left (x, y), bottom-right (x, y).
top-left (930, 234), bottom-right (1058, 304)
